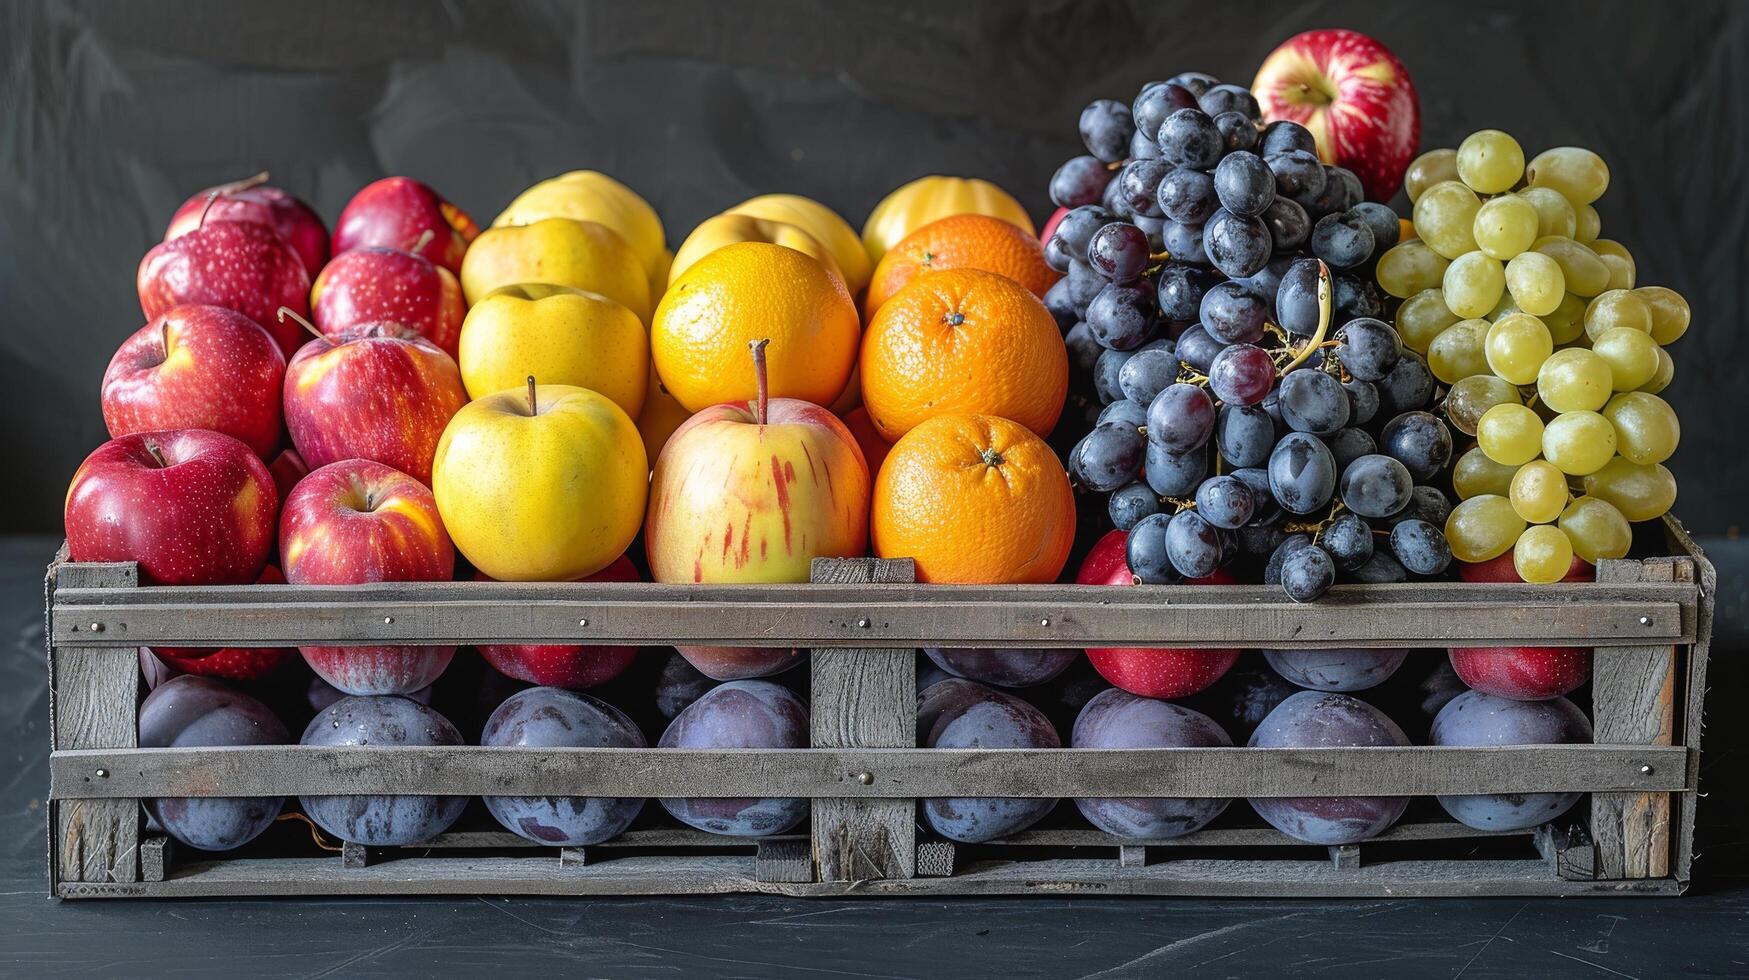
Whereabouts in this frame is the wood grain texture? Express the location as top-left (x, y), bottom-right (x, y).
top-left (810, 557), bottom-right (915, 883)
top-left (1592, 559), bottom-right (1678, 880)
top-left (49, 561), bottom-right (140, 887)
top-left (754, 838), bottom-right (813, 883)
top-left (1664, 515), bottom-right (1714, 885)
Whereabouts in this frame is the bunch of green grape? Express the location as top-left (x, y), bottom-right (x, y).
top-left (1372, 130), bottom-right (1688, 584)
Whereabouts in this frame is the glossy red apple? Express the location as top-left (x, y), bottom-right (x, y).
top-left (64, 429), bottom-right (277, 585)
top-left (1077, 529), bottom-right (1239, 699)
top-left (333, 176), bottom-right (479, 276)
top-left (146, 565), bottom-right (298, 681)
top-left (280, 459), bottom-right (456, 694)
top-left (1252, 28), bottom-right (1420, 202)
top-left (138, 207), bottom-right (312, 359)
top-left (164, 173), bottom-right (329, 277)
top-left (281, 312), bottom-right (469, 484)
top-left (474, 556), bottom-right (640, 689)
top-left (311, 245), bottom-right (466, 357)
top-left (1457, 552), bottom-right (1593, 584)
top-left (101, 305), bottom-right (286, 459)
top-left (1451, 554), bottom-right (1593, 699)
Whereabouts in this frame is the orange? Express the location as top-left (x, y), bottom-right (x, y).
top-left (865, 213), bottom-right (1060, 316)
top-left (652, 241), bottom-right (859, 413)
top-left (860, 267), bottom-right (1067, 441)
top-left (872, 414), bottom-right (1075, 584)
top-left (842, 406), bottom-right (891, 477)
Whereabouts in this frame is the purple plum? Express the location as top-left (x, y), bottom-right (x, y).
top-left (1183, 655), bottom-right (1297, 738)
top-left (1263, 647), bottom-right (1409, 691)
top-left (919, 678), bottom-right (1060, 843)
top-left (481, 687), bottom-right (646, 845)
top-left (924, 647), bottom-right (1077, 688)
top-left (138, 675), bottom-right (288, 851)
top-left (299, 695), bottom-right (466, 845)
top-left (1431, 691), bottom-right (1593, 830)
top-left (659, 681), bottom-right (809, 837)
top-left (655, 650), bottom-right (716, 720)
top-left (1248, 691), bottom-right (1410, 844)
top-left (1072, 689), bottom-right (1232, 838)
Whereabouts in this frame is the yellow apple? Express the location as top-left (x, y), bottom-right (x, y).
top-left (459, 217), bottom-right (650, 321)
top-left (668, 214), bottom-right (843, 287)
top-left (432, 381), bottom-right (647, 581)
top-left (723, 194), bottom-right (871, 297)
top-left (457, 283), bottom-right (647, 419)
top-left (491, 171), bottom-right (668, 282)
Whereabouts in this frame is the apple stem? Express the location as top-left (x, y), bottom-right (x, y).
top-left (218, 171), bottom-right (271, 196)
top-left (159, 317), bottom-right (172, 359)
top-left (525, 375), bottom-right (538, 417)
top-left (142, 437), bottom-right (167, 469)
top-left (404, 228), bottom-right (436, 255)
top-left (198, 190), bottom-right (222, 230)
top-left (748, 339), bottom-right (771, 426)
top-left (276, 306), bottom-right (324, 341)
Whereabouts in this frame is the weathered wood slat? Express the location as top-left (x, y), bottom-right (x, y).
top-left (1663, 515), bottom-right (1714, 886)
top-left (50, 744), bottom-right (1687, 799)
top-left (810, 556), bottom-right (916, 883)
top-left (1592, 559), bottom-right (1679, 880)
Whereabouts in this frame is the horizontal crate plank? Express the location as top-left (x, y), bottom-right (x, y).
top-left (51, 744), bottom-right (1687, 800)
top-left (49, 578), bottom-right (1693, 648)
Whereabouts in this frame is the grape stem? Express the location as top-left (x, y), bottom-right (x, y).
top-left (1276, 259), bottom-right (1334, 377)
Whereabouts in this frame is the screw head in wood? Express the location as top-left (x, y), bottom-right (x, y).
top-left (857, 772), bottom-right (874, 785)
top-left (89, 622), bottom-right (103, 632)
top-left (1040, 617), bottom-right (1051, 627)
top-left (94, 768), bottom-right (108, 778)
top-left (856, 617), bottom-right (870, 628)
top-left (1640, 764), bottom-right (1654, 775)
top-left (1639, 616), bottom-right (1653, 626)
top-left (578, 618), bottom-right (589, 627)
top-left (383, 616), bottom-right (394, 625)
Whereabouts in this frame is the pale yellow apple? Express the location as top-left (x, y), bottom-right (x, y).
top-left (491, 171), bottom-right (668, 282)
top-left (457, 283), bottom-right (647, 419)
top-left (459, 217), bottom-right (650, 321)
top-left (432, 382), bottom-right (647, 581)
top-left (723, 194), bottom-right (871, 296)
top-left (669, 214), bottom-right (843, 287)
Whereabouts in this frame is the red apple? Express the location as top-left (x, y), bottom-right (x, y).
top-left (147, 565), bottom-right (298, 681)
top-left (164, 173), bottom-right (329, 277)
top-left (138, 209), bottom-right (313, 359)
top-left (333, 176), bottom-right (479, 276)
top-left (101, 305), bottom-right (286, 459)
top-left (1077, 529), bottom-right (1239, 699)
top-left (64, 429), bottom-right (277, 585)
top-left (475, 557), bottom-right (640, 689)
top-left (1448, 646), bottom-right (1591, 701)
top-left (281, 314), bottom-right (469, 484)
top-left (311, 246), bottom-right (466, 357)
top-left (1251, 28), bottom-right (1420, 202)
top-left (280, 459), bottom-right (456, 694)
top-left (1457, 552), bottom-right (1593, 584)
top-left (268, 448), bottom-right (309, 504)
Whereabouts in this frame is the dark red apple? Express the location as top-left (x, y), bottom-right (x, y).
top-left (281, 314), bottom-right (468, 484)
top-left (280, 459), bottom-right (456, 694)
top-left (164, 173), bottom-right (329, 277)
top-left (1451, 554), bottom-right (1592, 699)
top-left (333, 176), bottom-right (479, 276)
top-left (64, 429), bottom-right (277, 585)
top-left (1078, 529), bottom-right (1239, 699)
top-left (147, 565), bottom-right (298, 681)
top-left (475, 556), bottom-right (640, 689)
top-left (267, 448), bottom-right (309, 504)
top-left (1252, 29), bottom-right (1420, 201)
top-left (101, 305), bottom-right (286, 459)
top-left (1457, 552), bottom-right (1593, 584)
top-left (311, 246), bottom-right (466, 357)
top-left (138, 209), bottom-right (312, 358)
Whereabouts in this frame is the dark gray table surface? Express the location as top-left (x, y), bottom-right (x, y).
top-left (3, 534), bottom-right (1745, 979)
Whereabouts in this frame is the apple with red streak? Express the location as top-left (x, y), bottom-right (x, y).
top-left (164, 173), bottom-right (329, 277)
top-left (64, 429), bottom-right (276, 585)
top-left (281, 312), bottom-right (469, 484)
top-left (280, 459), bottom-right (456, 694)
top-left (146, 564), bottom-right (298, 680)
top-left (311, 245), bottom-right (466, 357)
top-left (138, 202), bottom-right (313, 358)
top-left (474, 557), bottom-right (640, 689)
top-left (1078, 529), bottom-right (1239, 698)
top-left (1251, 29), bottom-right (1420, 202)
top-left (333, 176), bottom-right (479, 276)
top-left (101, 305), bottom-right (286, 459)
top-left (1450, 553), bottom-right (1593, 699)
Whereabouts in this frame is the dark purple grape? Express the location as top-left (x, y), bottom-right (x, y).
top-left (1375, 351), bottom-right (1437, 415)
top-left (1157, 167), bottom-right (1218, 225)
top-left (1263, 533), bottom-right (1312, 584)
top-left (1086, 280), bottom-right (1157, 350)
top-left (1043, 278), bottom-right (1078, 331)
top-left (1432, 692), bottom-right (1592, 830)
top-left (1108, 481), bottom-right (1161, 530)
top-left (1275, 258), bottom-right (1324, 336)
top-left (1234, 254), bottom-right (1292, 299)
top-left (1311, 209), bottom-right (1376, 269)
top-left (1264, 648), bottom-right (1408, 692)
top-left (1054, 205), bottom-right (1116, 259)
top-left (1147, 382), bottom-right (1215, 452)
top-left (1129, 128), bottom-right (1162, 160)
top-left (1093, 347), bottom-right (1131, 405)
top-left (1389, 519), bottom-right (1452, 575)
top-left (1268, 431), bottom-right (1337, 514)
top-left (1266, 149), bottom-right (1327, 198)
top-left (1132, 213), bottom-right (1165, 251)
top-left (1079, 98), bottom-right (1136, 164)
top-left (1158, 107), bottom-right (1224, 169)
top-left (1349, 202), bottom-right (1401, 252)
top-left (1168, 71), bottom-right (1219, 96)
top-left (1126, 512), bottom-right (1175, 582)
top-left (1212, 151), bottom-right (1275, 218)
top-left (1351, 551), bottom-right (1408, 583)
top-left (1118, 344), bottom-right (1181, 406)
top-left (1155, 261), bottom-right (1208, 321)
top-left (1380, 411), bottom-right (1453, 481)
top-left (1259, 119), bottom-right (1317, 157)
top-left (1213, 110), bottom-right (1260, 153)
top-left (661, 680), bottom-right (809, 837)
top-left (920, 679), bottom-right (1059, 843)
top-left (1208, 343), bottom-right (1276, 405)
top-left (1098, 398), bottom-right (1148, 428)
top-left (1330, 166), bottom-right (1366, 209)
top-left (1301, 164), bottom-right (1354, 217)
top-left (1339, 453), bottom-right (1414, 518)
top-left (140, 676), bottom-right (288, 852)
top-left (1261, 196), bottom-right (1311, 252)
top-left (1144, 442), bottom-right (1206, 497)
top-left (1115, 159), bottom-right (1169, 218)
top-left (1087, 221), bottom-right (1151, 282)
top-left (1065, 257), bottom-right (1105, 310)
top-left (1320, 511), bottom-right (1375, 570)
top-left (1050, 155), bottom-right (1115, 208)
top-left (1279, 543), bottom-right (1337, 602)
top-left (1198, 83), bottom-right (1259, 120)
top-left (1173, 323), bottom-right (1224, 374)
top-left (1215, 403), bottom-right (1275, 468)
top-left (656, 651), bottom-right (715, 720)
top-left (1165, 508), bottom-right (1222, 577)
top-left (1199, 280), bottom-right (1268, 344)
top-left (1204, 207), bottom-right (1271, 278)
top-left (1064, 321), bottom-right (1102, 375)
top-left (1195, 475), bottom-right (1255, 529)
top-left (1277, 369), bottom-right (1350, 435)
top-left (1074, 420), bottom-right (1146, 491)
top-left (1239, 522), bottom-right (1289, 556)
top-left (1231, 466), bottom-right (1281, 524)
top-left (1043, 234), bottom-right (1073, 274)
top-left (1325, 426), bottom-right (1377, 471)
top-left (1334, 275), bottom-right (1385, 321)
top-left (301, 695), bottom-right (466, 846)
top-left (1073, 690), bottom-right (1232, 838)
top-left (1249, 691), bottom-right (1411, 843)
top-left (1343, 379), bottom-right (1379, 426)
top-left (482, 688), bottom-right (645, 846)
top-left (1409, 485), bottom-right (1453, 527)
top-left (1133, 81), bottom-right (1197, 141)
top-left (924, 648), bottom-right (1076, 689)
top-left (1161, 219), bottom-right (1209, 265)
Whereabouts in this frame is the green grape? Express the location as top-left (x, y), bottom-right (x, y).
top-left (1574, 203), bottom-right (1602, 243)
top-left (1542, 291), bottom-right (1589, 345)
top-left (1395, 288), bottom-right (1461, 354)
top-left (1456, 130), bottom-right (1526, 194)
top-left (1428, 319), bottom-right (1491, 384)
top-left (1526, 146), bottom-right (1610, 205)
top-left (1484, 312), bottom-right (1553, 385)
top-left (1412, 180), bottom-right (1483, 259)
top-left (1582, 458), bottom-right (1678, 522)
top-left (1558, 496), bottom-right (1632, 562)
top-left (1472, 194), bottom-right (1539, 259)
top-left (1442, 252), bottom-right (1506, 319)
top-left (1591, 327), bottom-right (1661, 390)
top-left (1375, 240), bottom-right (1453, 299)
top-left (1536, 347), bottom-right (1613, 413)
top-left (1583, 289), bottom-right (1654, 340)
top-left (1640, 346), bottom-right (1676, 394)
top-left (1445, 374), bottom-right (1522, 436)
top-left (1405, 148), bottom-right (1459, 203)
top-left (1597, 254), bottom-right (1635, 291)
top-left (1453, 446), bottom-right (1520, 500)
top-left (1542, 410), bottom-right (1618, 476)
top-left (1602, 391), bottom-right (1680, 465)
top-left (1532, 236), bottom-right (1610, 297)
top-left (1509, 460), bottom-right (1571, 524)
top-left (1503, 251), bottom-right (1565, 316)
top-left (1477, 403), bottom-right (1545, 466)
top-left (1486, 293), bottom-right (1522, 320)
top-left (1517, 187), bottom-right (1578, 239)
top-left (1445, 494), bottom-right (1527, 562)
top-left (1514, 524), bottom-right (1576, 584)
top-left (1635, 285), bottom-right (1690, 345)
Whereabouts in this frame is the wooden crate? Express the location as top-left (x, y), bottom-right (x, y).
top-left (43, 516), bottom-right (1712, 899)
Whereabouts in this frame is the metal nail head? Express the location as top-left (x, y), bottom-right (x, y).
top-left (1040, 617), bottom-right (1051, 627)
top-left (95, 768), bottom-right (108, 778)
top-left (856, 617), bottom-right (870, 628)
top-left (383, 616), bottom-right (395, 625)
top-left (857, 772), bottom-right (874, 785)
top-left (89, 622), bottom-right (103, 632)
top-left (578, 618), bottom-right (589, 627)
top-left (1639, 616), bottom-right (1653, 626)
top-left (1640, 765), bottom-right (1654, 775)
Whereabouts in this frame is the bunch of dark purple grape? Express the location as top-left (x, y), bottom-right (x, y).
top-left (1048, 71), bottom-right (1455, 602)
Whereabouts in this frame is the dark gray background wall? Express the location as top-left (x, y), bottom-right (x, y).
top-left (3, 0), bottom-right (1743, 535)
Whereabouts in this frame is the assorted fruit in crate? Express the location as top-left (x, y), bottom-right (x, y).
top-left (1076, 529), bottom-right (1239, 697)
top-left (139, 675), bottom-right (289, 851)
top-left (480, 687), bottom-right (647, 846)
top-left (299, 695), bottom-right (467, 846)
top-left (918, 677), bottom-right (1060, 843)
top-left (473, 558), bottom-right (640, 690)
top-left (1430, 690), bottom-right (1592, 830)
top-left (658, 681), bottom-right (810, 837)
top-left (1384, 129), bottom-right (1688, 582)
top-left (1071, 688), bottom-right (1232, 839)
top-left (1248, 690), bottom-right (1410, 844)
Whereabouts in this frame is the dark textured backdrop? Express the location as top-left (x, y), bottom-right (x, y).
top-left (3, 0), bottom-right (1744, 535)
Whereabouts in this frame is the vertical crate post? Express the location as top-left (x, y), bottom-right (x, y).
top-left (809, 556), bottom-right (916, 882)
top-left (47, 560), bottom-right (142, 888)
top-left (1590, 557), bottom-right (1678, 879)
